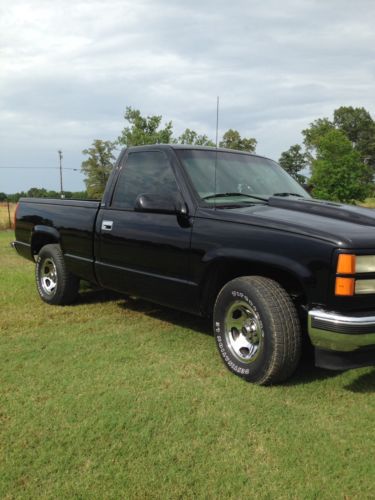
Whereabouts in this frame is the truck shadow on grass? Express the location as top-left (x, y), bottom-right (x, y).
top-left (119, 296), bottom-right (212, 336)
top-left (76, 287), bottom-right (211, 336)
top-left (343, 370), bottom-right (375, 393)
top-left (286, 364), bottom-right (374, 392)
top-left (76, 288), bottom-right (375, 391)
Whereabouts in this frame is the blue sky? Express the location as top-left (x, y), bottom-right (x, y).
top-left (1, 0), bottom-right (374, 193)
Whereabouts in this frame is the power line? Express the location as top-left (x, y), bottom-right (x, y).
top-left (0, 166), bottom-right (80, 170)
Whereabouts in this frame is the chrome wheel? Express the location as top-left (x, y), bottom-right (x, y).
top-left (224, 300), bottom-right (263, 363)
top-left (40, 258), bottom-right (57, 295)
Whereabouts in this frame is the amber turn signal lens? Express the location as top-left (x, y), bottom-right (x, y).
top-left (337, 254), bottom-right (356, 274)
top-left (335, 277), bottom-right (355, 296)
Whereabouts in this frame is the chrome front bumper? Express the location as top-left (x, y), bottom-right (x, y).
top-left (308, 309), bottom-right (375, 352)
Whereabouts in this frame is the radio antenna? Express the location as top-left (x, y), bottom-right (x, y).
top-left (215, 96), bottom-right (219, 147)
top-left (214, 96), bottom-right (220, 208)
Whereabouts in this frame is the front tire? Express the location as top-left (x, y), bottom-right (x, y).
top-left (213, 276), bottom-right (301, 385)
top-left (36, 244), bottom-right (79, 305)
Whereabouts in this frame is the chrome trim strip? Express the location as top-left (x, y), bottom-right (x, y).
top-left (308, 309), bottom-right (375, 326)
top-left (308, 308), bottom-right (375, 352)
top-left (12, 240), bottom-right (31, 249)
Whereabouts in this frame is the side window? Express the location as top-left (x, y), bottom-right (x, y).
top-left (112, 151), bottom-right (179, 209)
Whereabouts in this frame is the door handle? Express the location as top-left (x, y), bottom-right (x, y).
top-left (101, 220), bottom-right (113, 231)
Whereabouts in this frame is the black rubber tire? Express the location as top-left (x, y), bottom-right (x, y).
top-left (213, 276), bottom-right (301, 385)
top-left (35, 244), bottom-right (79, 305)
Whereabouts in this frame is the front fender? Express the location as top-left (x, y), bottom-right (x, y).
top-left (202, 247), bottom-right (312, 283)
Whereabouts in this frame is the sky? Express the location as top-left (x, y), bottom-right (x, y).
top-left (1, 0), bottom-right (375, 193)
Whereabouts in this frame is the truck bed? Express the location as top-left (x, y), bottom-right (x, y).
top-left (14, 197), bottom-right (101, 283)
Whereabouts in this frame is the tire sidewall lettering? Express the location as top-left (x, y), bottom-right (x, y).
top-left (214, 287), bottom-right (267, 378)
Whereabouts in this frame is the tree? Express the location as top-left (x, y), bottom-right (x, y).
top-left (177, 128), bottom-right (215, 146)
top-left (27, 187), bottom-right (49, 198)
top-left (310, 130), bottom-right (371, 203)
top-left (81, 140), bottom-right (117, 198)
top-left (303, 107), bottom-right (375, 167)
top-left (278, 145), bottom-right (308, 184)
top-left (6, 192), bottom-right (26, 202)
top-left (302, 117), bottom-right (335, 154)
top-left (333, 106), bottom-right (375, 168)
top-left (0, 192), bottom-right (7, 201)
top-left (219, 129), bottom-right (257, 152)
top-left (82, 107), bottom-right (261, 198)
top-left (66, 191), bottom-right (88, 200)
top-left (118, 107), bottom-right (174, 146)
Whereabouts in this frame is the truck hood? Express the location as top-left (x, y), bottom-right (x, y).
top-left (203, 197), bottom-right (375, 248)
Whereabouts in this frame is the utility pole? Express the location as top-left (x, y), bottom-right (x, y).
top-left (58, 150), bottom-right (64, 198)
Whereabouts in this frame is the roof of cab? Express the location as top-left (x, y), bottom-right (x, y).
top-left (126, 143), bottom-right (272, 162)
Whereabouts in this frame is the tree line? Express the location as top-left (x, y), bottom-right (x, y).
top-left (3, 105), bottom-right (374, 203)
top-left (82, 105), bottom-right (375, 203)
top-left (0, 189), bottom-right (87, 203)
top-left (81, 107), bottom-right (258, 198)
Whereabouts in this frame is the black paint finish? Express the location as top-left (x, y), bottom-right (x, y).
top-left (13, 144), bottom-right (375, 320)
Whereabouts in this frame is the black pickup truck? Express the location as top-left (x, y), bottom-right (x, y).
top-left (13, 145), bottom-right (375, 384)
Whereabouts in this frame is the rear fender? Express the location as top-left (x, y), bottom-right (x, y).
top-left (31, 226), bottom-right (60, 256)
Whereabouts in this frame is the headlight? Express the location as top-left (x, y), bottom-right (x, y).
top-left (356, 256), bottom-right (375, 273)
top-left (355, 279), bottom-right (375, 294)
top-left (336, 253), bottom-right (375, 296)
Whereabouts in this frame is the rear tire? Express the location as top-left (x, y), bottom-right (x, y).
top-left (36, 244), bottom-right (79, 305)
top-left (213, 276), bottom-right (301, 385)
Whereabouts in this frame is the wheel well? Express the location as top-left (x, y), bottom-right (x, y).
top-left (201, 259), bottom-right (306, 317)
top-left (31, 233), bottom-right (59, 257)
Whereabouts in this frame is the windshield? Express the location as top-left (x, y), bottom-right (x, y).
top-left (176, 149), bottom-right (310, 205)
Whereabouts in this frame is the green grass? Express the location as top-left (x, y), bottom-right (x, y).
top-left (359, 197), bottom-right (375, 208)
top-left (0, 230), bottom-right (374, 499)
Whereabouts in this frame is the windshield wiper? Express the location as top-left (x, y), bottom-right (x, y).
top-left (272, 192), bottom-right (304, 198)
top-left (202, 192), bottom-right (268, 202)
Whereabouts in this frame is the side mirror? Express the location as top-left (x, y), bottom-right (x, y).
top-left (134, 193), bottom-right (188, 216)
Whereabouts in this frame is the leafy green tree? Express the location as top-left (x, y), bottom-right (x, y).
top-left (118, 107), bottom-right (174, 146)
top-left (303, 107), bottom-right (375, 167)
top-left (310, 130), bottom-right (371, 203)
top-left (48, 190), bottom-right (60, 198)
top-left (0, 192), bottom-right (7, 201)
top-left (6, 192), bottom-right (26, 202)
top-left (278, 145), bottom-right (308, 184)
top-left (177, 128), bottom-right (215, 146)
top-left (219, 129), bottom-right (257, 152)
top-left (27, 187), bottom-right (49, 198)
top-left (82, 107), bottom-right (261, 199)
top-left (302, 118), bottom-right (335, 153)
top-left (66, 191), bottom-right (88, 200)
top-left (333, 106), bottom-right (375, 168)
top-left (81, 140), bottom-right (117, 198)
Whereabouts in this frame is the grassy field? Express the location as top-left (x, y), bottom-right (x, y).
top-left (0, 230), bottom-right (374, 499)
top-left (359, 197), bottom-right (375, 208)
top-left (0, 203), bottom-right (16, 230)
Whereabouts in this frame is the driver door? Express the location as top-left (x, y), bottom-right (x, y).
top-left (95, 150), bottom-right (196, 311)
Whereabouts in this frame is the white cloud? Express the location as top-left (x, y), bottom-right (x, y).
top-left (0, 0), bottom-right (375, 191)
